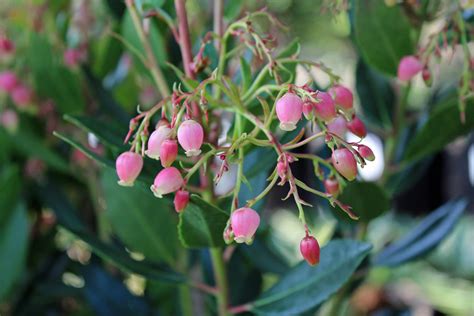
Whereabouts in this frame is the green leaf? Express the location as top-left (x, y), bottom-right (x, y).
top-left (251, 240), bottom-right (372, 315)
top-left (404, 97), bottom-right (474, 162)
top-left (0, 203), bottom-right (29, 301)
top-left (121, 11), bottom-right (167, 69)
top-left (337, 182), bottom-right (390, 222)
top-left (240, 57), bottom-right (252, 93)
top-left (0, 166), bottom-right (21, 227)
top-left (354, 0), bottom-right (417, 76)
top-left (178, 195), bottom-right (229, 248)
top-left (277, 39), bottom-right (300, 59)
top-left (91, 31), bottom-right (124, 78)
top-left (355, 59), bottom-right (394, 129)
top-left (53, 131), bottom-right (114, 169)
top-left (101, 169), bottom-right (178, 265)
top-left (40, 183), bottom-right (185, 284)
top-left (374, 199), bottom-right (467, 267)
top-left (64, 114), bottom-right (127, 150)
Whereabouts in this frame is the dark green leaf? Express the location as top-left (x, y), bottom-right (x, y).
top-left (337, 182), bottom-right (390, 222)
top-left (355, 59), bottom-right (394, 128)
top-left (240, 57), bottom-right (252, 93)
top-left (404, 97), bottom-right (474, 162)
top-left (354, 0), bottom-right (417, 76)
top-left (251, 240), bottom-right (372, 315)
top-left (241, 238), bottom-right (290, 275)
top-left (374, 199), bottom-right (467, 267)
top-left (40, 183), bottom-right (185, 283)
top-left (101, 169), bottom-right (178, 264)
top-left (0, 203), bottom-right (29, 301)
top-left (0, 166), bottom-right (21, 227)
top-left (178, 195), bottom-right (229, 248)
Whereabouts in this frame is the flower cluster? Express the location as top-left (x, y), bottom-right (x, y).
top-left (114, 12), bottom-right (376, 266)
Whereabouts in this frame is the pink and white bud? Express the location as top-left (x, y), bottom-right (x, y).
top-left (146, 125), bottom-right (171, 160)
top-left (300, 235), bottom-right (320, 266)
top-left (150, 167), bottom-right (183, 198)
top-left (174, 190), bottom-right (190, 213)
top-left (397, 55), bottom-right (423, 81)
top-left (116, 151), bottom-right (143, 186)
top-left (276, 92), bottom-right (303, 131)
top-left (323, 177), bottom-right (340, 197)
top-left (277, 160), bottom-right (287, 184)
top-left (332, 148), bottom-right (357, 181)
top-left (177, 119), bottom-right (204, 157)
top-left (326, 116), bottom-right (347, 138)
top-left (0, 109), bottom-right (19, 133)
top-left (160, 139), bottom-right (178, 167)
top-left (330, 85), bottom-right (353, 111)
top-left (314, 92), bottom-right (336, 122)
top-left (11, 85), bottom-right (33, 107)
top-left (0, 71), bottom-right (18, 92)
top-left (358, 145), bottom-right (375, 161)
top-left (0, 37), bottom-right (14, 54)
top-left (346, 116), bottom-right (367, 139)
top-left (231, 207), bottom-right (260, 244)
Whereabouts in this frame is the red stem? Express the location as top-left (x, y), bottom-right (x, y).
top-left (228, 304), bottom-right (251, 314)
top-left (174, 0), bottom-right (195, 79)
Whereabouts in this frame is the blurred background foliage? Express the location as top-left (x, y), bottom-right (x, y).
top-left (0, 0), bottom-right (473, 315)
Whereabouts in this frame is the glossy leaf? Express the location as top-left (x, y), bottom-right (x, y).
top-left (251, 240), bottom-right (372, 315)
top-left (40, 183), bottom-right (185, 283)
top-left (240, 238), bottom-right (290, 275)
top-left (178, 195), bottom-right (229, 248)
top-left (0, 203), bottom-right (29, 301)
top-left (337, 182), bottom-right (390, 222)
top-left (101, 169), bottom-right (178, 264)
top-left (374, 199), bottom-right (467, 267)
top-left (355, 59), bottom-right (394, 128)
top-left (404, 97), bottom-right (474, 162)
top-left (354, 0), bottom-right (416, 76)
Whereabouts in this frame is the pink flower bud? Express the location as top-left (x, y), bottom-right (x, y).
top-left (326, 116), bottom-right (347, 138)
top-left (11, 85), bottom-right (33, 107)
top-left (150, 167), bottom-right (184, 198)
top-left (64, 48), bottom-right (83, 67)
top-left (323, 177), bottom-right (340, 197)
top-left (160, 139), bottom-right (178, 167)
top-left (302, 101), bottom-right (314, 120)
top-left (116, 152), bottom-right (143, 186)
top-left (314, 92), bottom-right (336, 122)
top-left (0, 37), bottom-right (14, 54)
top-left (277, 160), bottom-right (287, 182)
top-left (346, 115), bottom-right (367, 139)
top-left (300, 235), bottom-right (320, 266)
top-left (330, 85), bottom-right (353, 111)
top-left (0, 109), bottom-right (18, 133)
top-left (231, 207), bottom-right (260, 244)
top-left (276, 92), bottom-right (303, 131)
top-left (177, 120), bottom-right (204, 157)
top-left (174, 190), bottom-right (190, 212)
top-left (146, 125), bottom-right (171, 160)
top-left (358, 145), bottom-right (375, 161)
top-left (332, 148), bottom-right (357, 181)
top-left (0, 71), bottom-right (18, 92)
top-left (397, 55), bottom-right (423, 81)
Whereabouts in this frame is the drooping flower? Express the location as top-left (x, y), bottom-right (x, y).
top-left (159, 139), bottom-right (178, 168)
top-left (346, 115), bottom-right (367, 139)
top-left (397, 55), bottom-right (423, 81)
top-left (300, 234), bottom-right (320, 266)
top-left (330, 85), bottom-right (353, 111)
top-left (358, 145), bottom-right (375, 161)
top-left (323, 177), bottom-right (340, 197)
top-left (146, 125), bottom-right (171, 160)
top-left (116, 152), bottom-right (143, 186)
top-left (314, 92), bottom-right (336, 122)
top-left (0, 71), bottom-right (18, 92)
top-left (174, 190), bottom-right (190, 213)
top-left (276, 92), bottom-right (303, 131)
top-left (332, 148), bottom-right (357, 181)
top-left (177, 119), bottom-right (204, 157)
top-left (150, 167), bottom-right (184, 198)
top-left (231, 207), bottom-right (260, 244)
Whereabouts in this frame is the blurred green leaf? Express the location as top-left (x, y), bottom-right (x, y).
top-left (374, 199), bottom-right (467, 267)
top-left (101, 169), bottom-right (178, 264)
top-left (241, 238), bottom-right (290, 275)
top-left (337, 182), bottom-right (390, 222)
top-left (91, 32), bottom-right (124, 78)
top-left (277, 39), bottom-right (300, 59)
top-left (178, 195), bottom-right (229, 248)
top-left (355, 59), bottom-right (394, 128)
top-left (404, 97), bottom-right (474, 162)
top-left (354, 0), bottom-right (416, 76)
top-left (0, 166), bottom-right (21, 227)
top-left (0, 202), bottom-right (29, 301)
top-left (240, 57), bottom-right (252, 93)
top-left (41, 183), bottom-right (185, 283)
top-left (251, 240), bottom-right (372, 315)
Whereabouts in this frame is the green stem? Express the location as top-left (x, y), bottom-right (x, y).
top-left (210, 248), bottom-right (229, 316)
